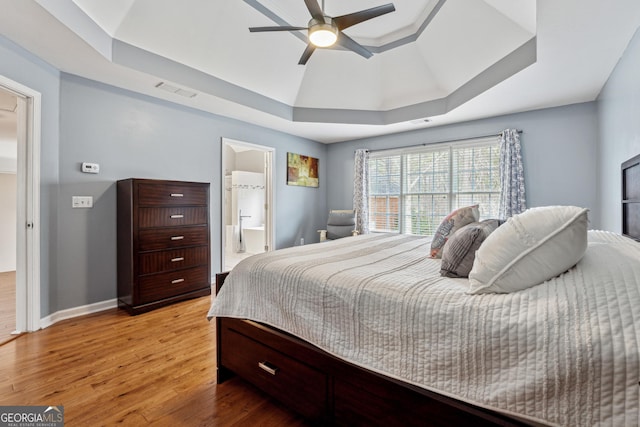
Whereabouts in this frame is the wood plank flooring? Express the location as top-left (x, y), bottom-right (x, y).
top-left (0, 295), bottom-right (310, 426)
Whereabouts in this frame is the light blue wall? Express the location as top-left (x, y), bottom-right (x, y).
top-left (597, 27), bottom-right (640, 233)
top-left (327, 102), bottom-right (600, 227)
top-left (0, 30), bottom-right (327, 315)
top-left (0, 36), bottom-right (60, 318)
top-left (2, 24), bottom-right (631, 316)
top-left (58, 74), bottom-right (327, 311)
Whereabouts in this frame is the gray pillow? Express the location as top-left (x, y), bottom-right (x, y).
top-left (327, 212), bottom-right (356, 227)
top-left (326, 211), bottom-right (356, 239)
top-left (440, 219), bottom-right (503, 278)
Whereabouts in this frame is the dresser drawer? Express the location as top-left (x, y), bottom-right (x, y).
top-left (138, 226), bottom-right (208, 251)
top-left (138, 265), bottom-right (209, 304)
top-left (137, 182), bottom-right (208, 206)
top-left (138, 246), bottom-right (208, 275)
top-left (221, 325), bottom-right (327, 420)
top-left (138, 207), bottom-right (208, 228)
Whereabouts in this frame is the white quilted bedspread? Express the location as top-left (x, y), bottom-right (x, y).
top-left (208, 231), bottom-right (640, 426)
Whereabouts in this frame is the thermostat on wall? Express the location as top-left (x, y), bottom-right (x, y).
top-left (81, 162), bottom-right (100, 174)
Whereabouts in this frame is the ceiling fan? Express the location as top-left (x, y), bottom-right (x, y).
top-left (249, 0), bottom-right (396, 65)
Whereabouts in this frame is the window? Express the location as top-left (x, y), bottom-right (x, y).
top-left (369, 155), bottom-right (401, 232)
top-left (368, 137), bottom-right (501, 236)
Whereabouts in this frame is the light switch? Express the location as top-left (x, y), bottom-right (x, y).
top-left (72, 196), bottom-right (93, 208)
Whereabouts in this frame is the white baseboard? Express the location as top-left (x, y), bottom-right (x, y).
top-left (39, 298), bottom-right (118, 329)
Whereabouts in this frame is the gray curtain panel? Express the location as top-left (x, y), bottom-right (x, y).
top-left (353, 149), bottom-right (370, 235)
top-left (499, 129), bottom-right (526, 219)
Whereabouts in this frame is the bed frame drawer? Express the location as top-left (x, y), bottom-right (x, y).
top-left (220, 324), bottom-right (328, 421)
top-left (333, 371), bottom-right (500, 427)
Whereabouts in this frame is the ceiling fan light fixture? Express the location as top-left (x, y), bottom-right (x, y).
top-left (308, 17), bottom-right (338, 47)
top-left (249, 1), bottom-right (396, 64)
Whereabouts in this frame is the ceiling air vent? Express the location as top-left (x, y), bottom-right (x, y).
top-left (155, 82), bottom-right (197, 98)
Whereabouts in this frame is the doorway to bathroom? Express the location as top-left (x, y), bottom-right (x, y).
top-left (221, 138), bottom-right (274, 272)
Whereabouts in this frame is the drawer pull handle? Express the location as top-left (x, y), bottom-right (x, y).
top-left (171, 236), bottom-right (184, 240)
top-left (170, 193), bottom-right (184, 197)
top-left (171, 257), bottom-right (184, 262)
top-left (258, 361), bottom-right (278, 376)
top-left (171, 278), bottom-right (185, 284)
top-left (170, 214), bottom-right (184, 219)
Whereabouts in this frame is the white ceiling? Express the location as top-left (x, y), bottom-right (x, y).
top-left (0, 0), bottom-right (639, 143)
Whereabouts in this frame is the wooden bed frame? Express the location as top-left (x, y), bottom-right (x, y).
top-left (215, 272), bottom-right (529, 426)
top-left (215, 155), bottom-right (640, 425)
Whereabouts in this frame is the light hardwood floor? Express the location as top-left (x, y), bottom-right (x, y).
top-left (0, 295), bottom-right (310, 426)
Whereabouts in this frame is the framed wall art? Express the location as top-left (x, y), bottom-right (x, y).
top-left (287, 152), bottom-right (319, 188)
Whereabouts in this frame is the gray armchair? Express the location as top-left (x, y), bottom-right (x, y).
top-left (318, 210), bottom-right (359, 241)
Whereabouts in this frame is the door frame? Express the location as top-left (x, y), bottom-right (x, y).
top-left (221, 138), bottom-right (275, 271)
top-left (0, 75), bottom-right (41, 332)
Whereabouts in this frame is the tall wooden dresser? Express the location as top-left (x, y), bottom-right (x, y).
top-left (117, 178), bottom-right (211, 315)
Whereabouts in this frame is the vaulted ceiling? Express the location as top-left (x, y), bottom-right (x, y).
top-left (1, 0), bottom-right (639, 142)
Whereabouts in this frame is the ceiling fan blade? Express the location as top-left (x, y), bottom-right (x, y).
top-left (298, 44), bottom-right (317, 65)
top-left (333, 3), bottom-right (396, 31)
top-left (304, 0), bottom-right (324, 20)
top-left (335, 32), bottom-right (373, 59)
top-left (249, 26), bottom-right (307, 32)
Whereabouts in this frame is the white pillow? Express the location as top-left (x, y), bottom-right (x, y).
top-left (468, 206), bottom-right (589, 294)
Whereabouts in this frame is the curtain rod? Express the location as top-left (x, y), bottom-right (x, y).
top-left (361, 129), bottom-right (523, 153)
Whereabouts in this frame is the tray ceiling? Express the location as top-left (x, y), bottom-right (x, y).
top-left (0, 0), bottom-right (638, 142)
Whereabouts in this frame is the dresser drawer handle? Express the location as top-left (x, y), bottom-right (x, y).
top-left (171, 278), bottom-right (185, 284)
top-left (171, 236), bottom-right (184, 240)
top-left (170, 193), bottom-right (184, 197)
top-left (258, 361), bottom-right (278, 376)
top-left (171, 257), bottom-right (185, 262)
top-left (170, 214), bottom-right (184, 219)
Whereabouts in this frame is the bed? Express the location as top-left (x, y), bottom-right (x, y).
top-left (208, 165), bottom-right (640, 426)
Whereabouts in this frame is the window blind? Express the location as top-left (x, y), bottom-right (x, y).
top-left (368, 137), bottom-right (500, 236)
